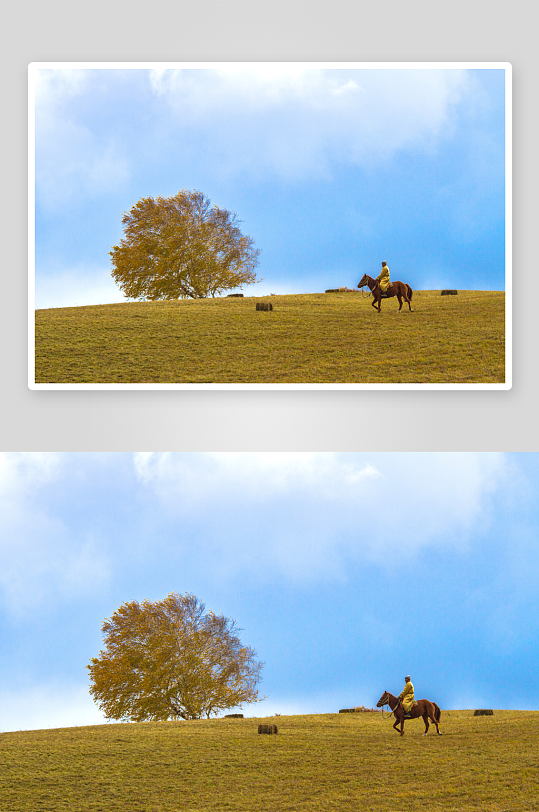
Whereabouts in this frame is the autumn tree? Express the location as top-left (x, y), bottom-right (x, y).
top-left (87, 592), bottom-right (264, 721)
top-left (110, 190), bottom-right (261, 300)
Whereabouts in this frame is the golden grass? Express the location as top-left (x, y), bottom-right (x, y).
top-left (34, 290), bottom-right (505, 384)
top-left (1, 711), bottom-right (537, 811)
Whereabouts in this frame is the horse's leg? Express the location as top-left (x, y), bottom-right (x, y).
top-left (406, 286), bottom-right (413, 312)
top-left (398, 284), bottom-right (411, 312)
top-left (428, 703), bottom-right (441, 735)
top-left (423, 713), bottom-right (430, 735)
top-left (397, 293), bottom-right (403, 312)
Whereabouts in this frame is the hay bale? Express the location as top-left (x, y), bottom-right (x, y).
top-left (227, 293), bottom-right (244, 297)
top-left (256, 302), bottom-right (273, 311)
top-left (258, 723), bottom-right (278, 734)
top-left (441, 290), bottom-right (458, 295)
top-left (325, 289), bottom-right (340, 293)
top-left (474, 709), bottom-right (494, 716)
top-left (224, 714), bottom-right (244, 718)
top-left (338, 708), bottom-right (356, 713)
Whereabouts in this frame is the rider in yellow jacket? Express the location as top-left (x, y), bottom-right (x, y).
top-left (399, 676), bottom-right (415, 713)
top-left (376, 262), bottom-right (391, 294)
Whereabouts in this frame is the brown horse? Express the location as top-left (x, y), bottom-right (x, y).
top-left (376, 691), bottom-right (442, 736)
top-left (358, 274), bottom-right (414, 313)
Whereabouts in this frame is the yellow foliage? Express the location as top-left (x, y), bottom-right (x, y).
top-left (87, 592), bottom-right (264, 721)
top-left (110, 190), bottom-right (261, 300)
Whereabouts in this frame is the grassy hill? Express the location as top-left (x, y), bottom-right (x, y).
top-left (34, 291), bottom-right (505, 385)
top-left (1, 710), bottom-right (537, 811)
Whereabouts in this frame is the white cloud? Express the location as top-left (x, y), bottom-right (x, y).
top-left (133, 451), bottom-right (380, 507)
top-left (35, 264), bottom-right (128, 309)
top-left (33, 68), bottom-right (89, 111)
top-left (332, 79), bottom-right (362, 97)
top-left (35, 121), bottom-right (130, 210)
top-left (0, 453), bottom-right (510, 614)
top-left (0, 452), bottom-right (60, 492)
top-left (131, 452), bottom-right (508, 582)
top-left (0, 454), bottom-right (111, 616)
top-left (0, 682), bottom-right (106, 732)
top-left (34, 68), bottom-right (130, 210)
top-left (147, 67), bottom-right (472, 180)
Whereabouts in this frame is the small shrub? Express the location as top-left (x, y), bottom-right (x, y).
top-left (339, 706), bottom-right (376, 713)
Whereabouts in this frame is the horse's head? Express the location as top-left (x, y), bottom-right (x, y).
top-left (357, 274), bottom-right (369, 289)
top-left (376, 691), bottom-right (390, 708)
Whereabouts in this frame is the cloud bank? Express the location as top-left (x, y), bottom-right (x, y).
top-left (147, 66), bottom-right (471, 181)
top-left (34, 68), bottom-right (130, 210)
top-left (0, 683), bottom-right (105, 733)
top-left (0, 453), bottom-right (110, 616)
top-left (132, 452), bottom-right (508, 582)
top-left (1, 452), bottom-right (508, 618)
top-left (34, 66), bottom-right (473, 198)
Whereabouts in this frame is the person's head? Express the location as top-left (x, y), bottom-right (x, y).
top-left (382, 261), bottom-right (387, 267)
top-left (405, 675), bottom-right (411, 682)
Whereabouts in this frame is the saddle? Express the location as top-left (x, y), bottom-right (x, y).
top-left (400, 700), bottom-right (418, 717)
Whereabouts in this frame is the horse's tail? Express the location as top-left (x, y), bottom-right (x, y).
top-left (406, 284), bottom-right (413, 301)
top-left (433, 702), bottom-right (441, 722)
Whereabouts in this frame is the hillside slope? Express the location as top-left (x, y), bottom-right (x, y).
top-left (1, 710), bottom-right (536, 811)
top-left (34, 291), bottom-right (505, 384)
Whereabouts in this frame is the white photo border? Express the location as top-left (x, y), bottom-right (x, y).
top-left (28, 61), bottom-right (512, 391)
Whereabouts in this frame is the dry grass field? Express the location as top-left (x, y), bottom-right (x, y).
top-left (1, 710), bottom-right (537, 811)
top-left (34, 290), bottom-right (505, 385)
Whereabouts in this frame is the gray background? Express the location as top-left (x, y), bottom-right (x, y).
top-left (4, 1), bottom-right (536, 451)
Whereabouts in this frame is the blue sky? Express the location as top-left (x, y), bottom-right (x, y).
top-left (1, 452), bottom-right (538, 732)
top-left (32, 64), bottom-right (507, 309)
